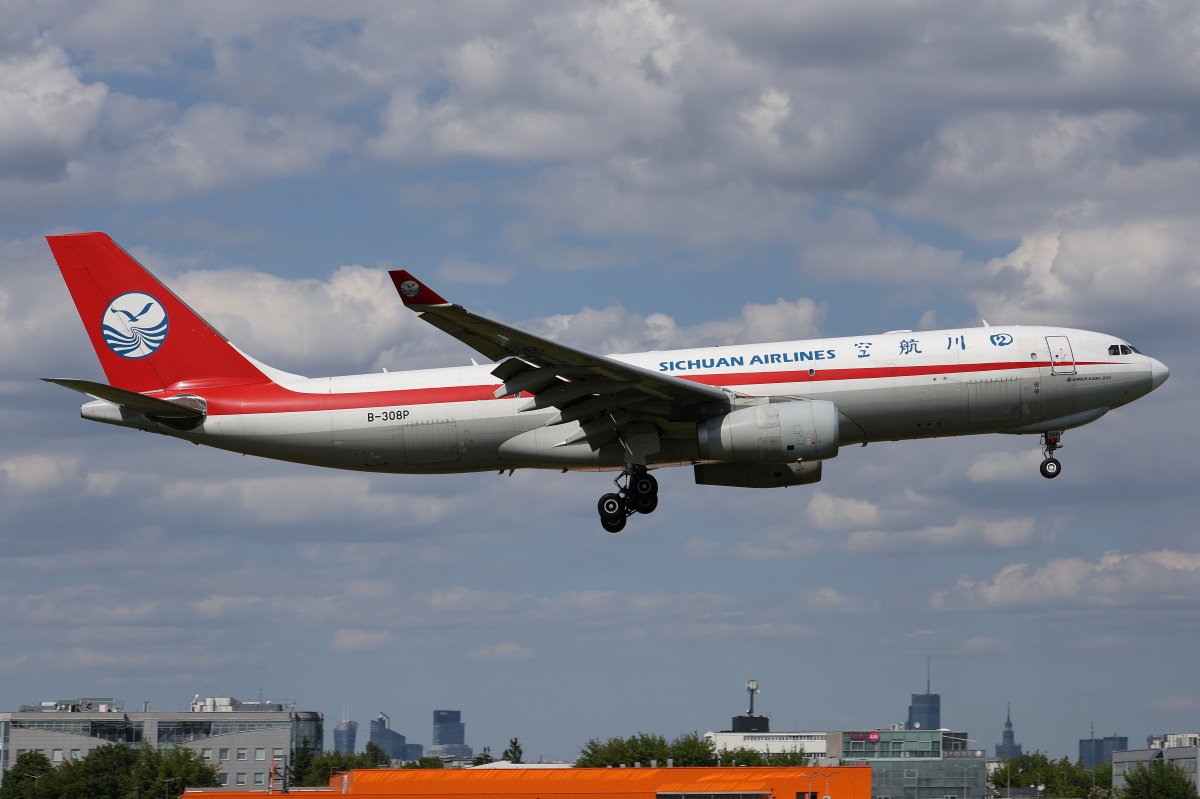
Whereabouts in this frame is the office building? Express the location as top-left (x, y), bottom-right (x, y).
top-left (1112, 733), bottom-right (1200, 792)
top-left (994, 704), bottom-right (1023, 759)
top-left (0, 696), bottom-right (322, 791)
top-left (404, 743), bottom-right (424, 761)
top-left (334, 718), bottom-right (358, 755)
top-left (370, 713), bottom-right (407, 762)
top-left (906, 661), bottom-right (940, 731)
top-left (706, 730), bottom-right (830, 761)
top-left (1079, 733), bottom-right (1127, 768)
top-left (831, 728), bottom-right (989, 799)
top-left (428, 710), bottom-right (471, 759)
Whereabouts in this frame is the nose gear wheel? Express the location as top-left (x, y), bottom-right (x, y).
top-left (1039, 430), bottom-right (1063, 479)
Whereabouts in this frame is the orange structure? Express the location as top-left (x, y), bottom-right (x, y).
top-left (189, 766), bottom-right (870, 799)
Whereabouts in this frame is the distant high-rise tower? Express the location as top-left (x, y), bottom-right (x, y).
top-left (1080, 723), bottom-right (1127, 768)
top-left (995, 703), bottom-right (1023, 759)
top-left (334, 716), bottom-right (358, 755)
top-left (428, 710), bottom-right (472, 758)
top-left (370, 712), bottom-right (407, 761)
top-left (906, 658), bottom-right (941, 730)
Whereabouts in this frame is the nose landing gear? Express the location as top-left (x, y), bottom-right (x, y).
top-left (1039, 430), bottom-right (1063, 479)
top-left (597, 466), bottom-right (659, 532)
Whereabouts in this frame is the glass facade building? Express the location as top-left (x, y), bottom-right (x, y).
top-left (1079, 735), bottom-right (1127, 768)
top-left (370, 713), bottom-right (407, 761)
top-left (906, 694), bottom-right (940, 732)
top-left (334, 719), bottom-right (358, 755)
top-left (429, 710), bottom-right (471, 759)
top-left (833, 730), bottom-right (988, 799)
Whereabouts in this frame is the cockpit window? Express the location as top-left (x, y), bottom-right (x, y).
top-left (1109, 344), bottom-right (1121, 355)
top-left (1129, 345), bottom-right (1141, 354)
top-left (1120, 345), bottom-right (1133, 355)
top-left (1109, 344), bottom-right (1138, 356)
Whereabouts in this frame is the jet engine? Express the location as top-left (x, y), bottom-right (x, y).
top-left (697, 399), bottom-right (839, 463)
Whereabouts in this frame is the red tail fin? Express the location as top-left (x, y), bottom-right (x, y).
top-left (47, 232), bottom-right (267, 393)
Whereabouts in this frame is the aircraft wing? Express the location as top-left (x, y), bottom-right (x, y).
top-left (389, 271), bottom-right (732, 457)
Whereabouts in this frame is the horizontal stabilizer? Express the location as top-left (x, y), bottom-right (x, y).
top-left (42, 378), bottom-right (204, 418)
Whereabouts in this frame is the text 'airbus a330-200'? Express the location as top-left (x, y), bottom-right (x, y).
top-left (44, 233), bottom-right (1169, 532)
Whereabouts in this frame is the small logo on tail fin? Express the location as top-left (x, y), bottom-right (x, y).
top-left (101, 292), bottom-right (169, 358)
top-left (399, 280), bottom-right (421, 298)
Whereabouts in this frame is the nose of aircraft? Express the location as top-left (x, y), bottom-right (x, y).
top-left (1150, 357), bottom-right (1170, 390)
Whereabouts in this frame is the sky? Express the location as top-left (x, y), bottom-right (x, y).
top-left (1, 0), bottom-right (1198, 764)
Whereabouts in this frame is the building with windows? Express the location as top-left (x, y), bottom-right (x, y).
top-left (1112, 734), bottom-right (1200, 792)
top-left (831, 729), bottom-right (989, 799)
top-left (369, 713), bottom-right (407, 762)
top-left (334, 719), bottom-right (358, 755)
top-left (905, 666), bottom-right (940, 732)
top-left (994, 704), bottom-right (1023, 760)
top-left (0, 696), bottom-right (322, 791)
top-left (1079, 733), bottom-right (1127, 768)
top-left (705, 730), bottom-right (830, 762)
top-left (428, 710), bottom-right (471, 759)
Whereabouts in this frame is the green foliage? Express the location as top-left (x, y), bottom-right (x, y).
top-left (290, 738), bottom-right (317, 786)
top-left (472, 746), bottom-right (495, 766)
top-left (991, 752), bottom-right (1116, 799)
top-left (0, 751), bottom-right (53, 799)
top-left (575, 731), bottom-right (793, 768)
top-left (502, 738), bottom-right (525, 765)
top-left (668, 733), bottom-right (718, 767)
top-left (1122, 759), bottom-right (1200, 799)
top-left (0, 744), bottom-right (218, 799)
top-left (401, 757), bottom-right (446, 769)
top-left (363, 741), bottom-right (390, 767)
top-left (297, 749), bottom-right (389, 785)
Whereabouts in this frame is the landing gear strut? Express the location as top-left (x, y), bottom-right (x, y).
top-left (597, 465), bottom-right (659, 532)
top-left (1039, 430), bottom-right (1063, 479)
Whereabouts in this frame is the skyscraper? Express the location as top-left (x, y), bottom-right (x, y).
top-left (995, 703), bottom-right (1023, 759)
top-left (334, 718), bottom-right (358, 755)
top-left (370, 712), bottom-right (407, 761)
top-left (906, 658), bottom-right (941, 731)
top-left (428, 709), bottom-right (472, 758)
top-left (1080, 730), bottom-right (1127, 768)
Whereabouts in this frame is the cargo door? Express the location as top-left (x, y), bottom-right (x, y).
top-left (967, 376), bottom-right (1022, 423)
top-left (401, 420), bottom-right (461, 465)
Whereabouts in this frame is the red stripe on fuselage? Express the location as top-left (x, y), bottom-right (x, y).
top-left (151, 360), bottom-right (1111, 415)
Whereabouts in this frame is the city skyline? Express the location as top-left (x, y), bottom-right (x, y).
top-left (1, 0), bottom-right (1197, 765)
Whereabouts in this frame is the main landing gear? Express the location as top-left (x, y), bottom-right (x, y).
top-left (597, 466), bottom-right (659, 533)
top-left (1039, 430), bottom-right (1063, 479)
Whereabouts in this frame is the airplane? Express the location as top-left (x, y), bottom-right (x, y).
top-left (44, 232), bottom-right (1170, 532)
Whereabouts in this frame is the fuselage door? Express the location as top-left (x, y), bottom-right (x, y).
top-left (1046, 335), bottom-right (1076, 375)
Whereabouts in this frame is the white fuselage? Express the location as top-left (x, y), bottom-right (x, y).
top-left (86, 325), bottom-right (1162, 474)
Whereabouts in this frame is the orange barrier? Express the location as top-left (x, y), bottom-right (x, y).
top-left (194, 765), bottom-right (870, 799)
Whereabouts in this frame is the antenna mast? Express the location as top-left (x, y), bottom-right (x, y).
top-left (746, 680), bottom-right (759, 715)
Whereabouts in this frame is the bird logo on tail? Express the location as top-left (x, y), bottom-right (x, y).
top-left (101, 292), bottom-right (169, 358)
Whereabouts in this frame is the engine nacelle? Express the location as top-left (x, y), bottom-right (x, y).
top-left (694, 460), bottom-right (822, 488)
top-left (697, 399), bottom-right (839, 463)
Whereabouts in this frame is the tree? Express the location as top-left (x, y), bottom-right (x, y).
top-left (669, 733), bottom-right (718, 767)
top-left (291, 738), bottom-right (317, 786)
top-left (719, 746), bottom-right (765, 766)
top-left (472, 746), bottom-right (495, 766)
top-left (1122, 760), bottom-right (1200, 799)
top-left (0, 751), bottom-right (54, 799)
top-left (363, 742), bottom-right (390, 767)
top-left (502, 738), bottom-right (525, 765)
top-left (402, 757), bottom-right (445, 769)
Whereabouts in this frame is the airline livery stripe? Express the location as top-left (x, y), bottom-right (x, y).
top-left (152, 359), bottom-right (1115, 416)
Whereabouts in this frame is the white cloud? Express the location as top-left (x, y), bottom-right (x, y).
top-left (933, 549), bottom-right (1200, 610)
top-left (467, 642), bottom-right (535, 661)
top-left (1149, 695), bottom-right (1196, 712)
top-left (0, 453), bottom-right (81, 493)
top-left (967, 450), bottom-right (1046, 483)
top-left (806, 490), bottom-right (881, 530)
top-left (844, 517), bottom-right (1038, 554)
top-left (801, 587), bottom-right (879, 615)
top-left (330, 628), bottom-right (392, 651)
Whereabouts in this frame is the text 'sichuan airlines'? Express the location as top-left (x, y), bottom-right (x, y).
top-left (45, 233), bottom-right (1170, 532)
